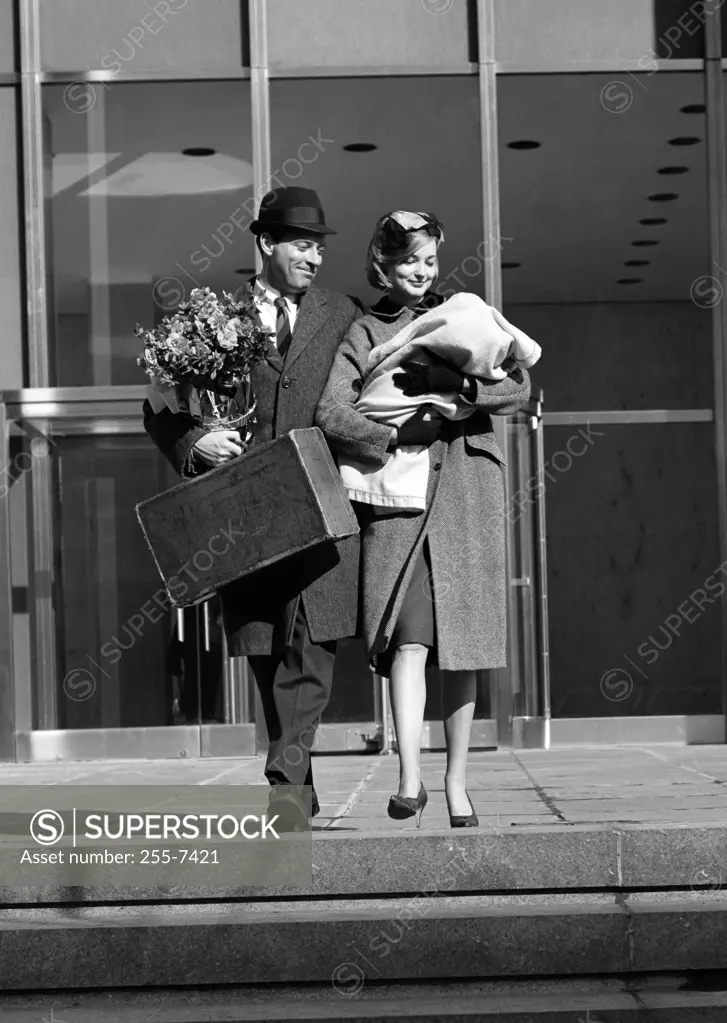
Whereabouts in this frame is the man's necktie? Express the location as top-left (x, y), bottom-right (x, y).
top-left (274, 297), bottom-right (292, 360)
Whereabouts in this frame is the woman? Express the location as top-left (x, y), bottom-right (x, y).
top-left (315, 211), bottom-right (531, 828)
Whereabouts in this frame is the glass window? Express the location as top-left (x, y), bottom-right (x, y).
top-left (0, 0), bottom-right (16, 72)
top-left (43, 80), bottom-right (254, 386)
top-left (494, 0), bottom-right (705, 66)
top-left (40, 0), bottom-right (249, 72)
top-left (0, 88), bottom-right (23, 389)
top-left (268, 0), bottom-right (475, 70)
top-left (270, 76), bottom-right (484, 307)
top-left (544, 423), bottom-right (721, 718)
top-left (499, 73), bottom-right (711, 411)
top-left (498, 72), bottom-right (720, 723)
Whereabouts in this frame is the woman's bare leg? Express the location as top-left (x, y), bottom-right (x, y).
top-left (441, 670), bottom-right (477, 816)
top-left (389, 644), bottom-right (428, 799)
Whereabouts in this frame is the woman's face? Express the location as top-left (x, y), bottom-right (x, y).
top-left (387, 237), bottom-right (439, 305)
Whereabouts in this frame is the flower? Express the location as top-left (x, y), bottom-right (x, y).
top-left (217, 322), bottom-right (238, 349)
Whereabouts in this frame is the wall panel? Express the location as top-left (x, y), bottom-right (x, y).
top-left (268, 0), bottom-right (474, 69)
top-left (39, 0), bottom-right (249, 72)
top-left (0, 0), bottom-right (16, 72)
top-left (494, 0), bottom-right (706, 66)
top-left (505, 302), bottom-right (713, 412)
top-left (545, 422), bottom-right (721, 719)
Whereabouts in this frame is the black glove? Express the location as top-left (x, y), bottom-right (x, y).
top-left (394, 406), bottom-right (444, 447)
top-left (393, 354), bottom-right (466, 396)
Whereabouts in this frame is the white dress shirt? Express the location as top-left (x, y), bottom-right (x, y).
top-left (252, 277), bottom-right (299, 346)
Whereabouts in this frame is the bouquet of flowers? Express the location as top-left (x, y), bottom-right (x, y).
top-left (136, 287), bottom-right (271, 441)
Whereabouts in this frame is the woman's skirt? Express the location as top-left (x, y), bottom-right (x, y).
top-left (373, 536), bottom-right (438, 677)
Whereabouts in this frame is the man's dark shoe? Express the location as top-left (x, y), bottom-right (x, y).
top-left (268, 788), bottom-right (313, 833)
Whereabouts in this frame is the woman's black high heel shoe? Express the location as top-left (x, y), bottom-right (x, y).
top-left (447, 790), bottom-right (479, 829)
top-left (387, 783), bottom-right (428, 828)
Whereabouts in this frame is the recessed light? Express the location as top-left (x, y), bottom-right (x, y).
top-left (234, 267), bottom-right (255, 275)
top-left (681, 104), bottom-right (706, 114)
top-left (658, 166), bottom-right (688, 175)
top-left (632, 240), bottom-right (659, 246)
top-left (648, 193), bottom-right (679, 201)
top-left (343, 143), bottom-right (378, 152)
top-left (507, 140), bottom-right (541, 150)
top-left (617, 278), bottom-right (643, 285)
top-left (182, 147), bottom-right (216, 157)
top-left (502, 262), bottom-right (521, 269)
top-left (640, 218), bottom-right (668, 226)
top-left (668, 137), bottom-right (701, 146)
top-left (624, 260), bottom-right (650, 266)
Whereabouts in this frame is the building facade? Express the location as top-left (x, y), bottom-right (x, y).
top-left (1, 0), bottom-right (726, 762)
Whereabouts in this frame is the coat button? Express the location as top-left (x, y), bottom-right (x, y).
top-left (281, 377), bottom-right (292, 388)
top-left (433, 462), bottom-right (442, 471)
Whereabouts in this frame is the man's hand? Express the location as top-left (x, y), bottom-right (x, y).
top-left (192, 430), bottom-right (244, 467)
top-left (393, 407), bottom-right (444, 447)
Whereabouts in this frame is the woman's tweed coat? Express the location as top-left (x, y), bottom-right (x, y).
top-left (315, 297), bottom-right (531, 674)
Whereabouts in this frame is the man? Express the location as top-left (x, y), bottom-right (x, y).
top-left (143, 187), bottom-right (364, 829)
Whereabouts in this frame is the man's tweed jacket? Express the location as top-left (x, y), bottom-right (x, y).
top-left (315, 297), bottom-right (531, 674)
top-left (143, 281), bottom-right (362, 657)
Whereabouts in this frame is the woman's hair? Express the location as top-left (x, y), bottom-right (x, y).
top-left (365, 211), bottom-right (444, 291)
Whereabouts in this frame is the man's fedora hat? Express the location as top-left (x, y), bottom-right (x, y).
top-left (250, 186), bottom-right (337, 236)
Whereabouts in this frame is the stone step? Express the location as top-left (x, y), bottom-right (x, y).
top-left (2, 977), bottom-right (727, 1021)
top-left (3, 823), bottom-right (727, 904)
top-left (3, 891), bottom-right (727, 990)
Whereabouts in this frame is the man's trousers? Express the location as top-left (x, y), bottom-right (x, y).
top-left (247, 601), bottom-right (337, 792)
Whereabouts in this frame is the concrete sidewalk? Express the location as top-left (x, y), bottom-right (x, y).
top-left (2, 746), bottom-right (727, 1006)
top-left (2, 745), bottom-right (726, 832)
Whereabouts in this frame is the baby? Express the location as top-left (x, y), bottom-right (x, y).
top-left (338, 292), bottom-right (540, 513)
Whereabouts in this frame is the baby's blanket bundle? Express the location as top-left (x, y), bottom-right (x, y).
top-left (338, 293), bottom-right (541, 512)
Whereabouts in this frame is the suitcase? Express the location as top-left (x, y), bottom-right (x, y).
top-left (136, 427), bottom-right (358, 608)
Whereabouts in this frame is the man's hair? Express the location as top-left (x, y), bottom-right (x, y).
top-left (255, 225), bottom-right (288, 257)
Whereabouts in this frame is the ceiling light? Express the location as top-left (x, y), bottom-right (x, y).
top-left (82, 153), bottom-right (253, 197)
top-left (343, 143), bottom-right (377, 152)
top-left (631, 240), bottom-right (659, 247)
top-left (182, 147), bottom-right (217, 157)
top-left (680, 104), bottom-right (705, 114)
top-left (668, 137), bottom-right (701, 146)
top-left (507, 141), bottom-right (541, 150)
top-left (658, 166), bottom-right (688, 175)
top-left (624, 260), bottom-right (650, 266)
top-left (617, 279), bottom-right (643, 285)
top-left (639, 218), bottom-right (667, 226)
top-left (648, 193), bottom-right (679, 201)
top-left (52, 152), bottom-right (121, 196)
top-left (502, 262), bottom-right (521, 269)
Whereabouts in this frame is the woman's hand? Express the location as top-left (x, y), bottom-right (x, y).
top-left (393, 356), bottom-right (466, 396)
top-left (394, 407), bottom-right (444, 447)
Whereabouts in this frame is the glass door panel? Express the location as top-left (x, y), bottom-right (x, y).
top-left (2, 394), bottom-right (256, 760)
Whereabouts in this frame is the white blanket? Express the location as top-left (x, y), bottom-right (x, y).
top-left (339, 293), bottom-right (540, 512)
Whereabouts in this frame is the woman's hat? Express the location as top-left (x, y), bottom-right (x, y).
top-left (380, 211), bottom-right (443, 249)
top-left (250, 186), bottom-right (337, 236)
